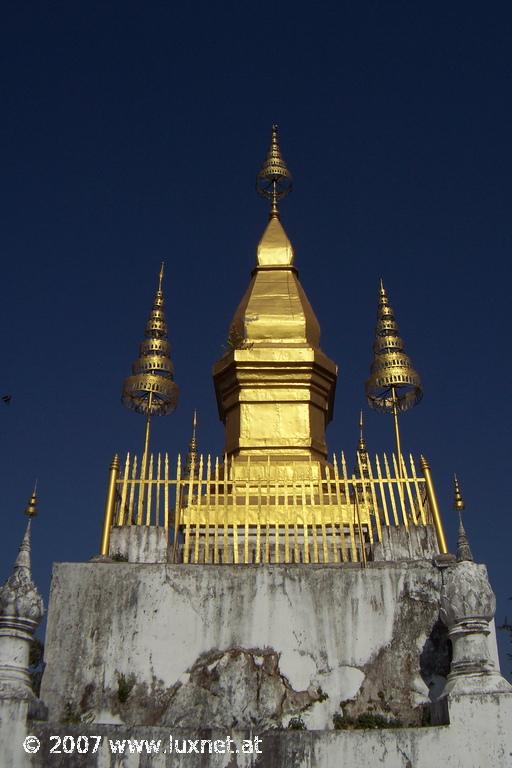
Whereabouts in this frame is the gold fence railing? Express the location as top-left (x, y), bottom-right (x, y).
top-left (100, 452), bottom-right (447, 562)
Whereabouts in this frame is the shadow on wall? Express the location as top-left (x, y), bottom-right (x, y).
top-left (420, 617), bottom-right (451, 705)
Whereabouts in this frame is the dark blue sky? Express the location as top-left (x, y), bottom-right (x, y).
top-left (1, 2), bottom-right (511, 675)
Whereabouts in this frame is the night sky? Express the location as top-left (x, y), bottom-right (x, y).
top-left (1, 3), bottom-right (511, 677)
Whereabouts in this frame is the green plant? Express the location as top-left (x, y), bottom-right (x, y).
top-left (288, 715), bottom-right (306, 730)
top-left (62, 702), bottom-right (83, 725)
top-left (223, 324), bottom-right (253, 355)
top-left (62, 701), bottom-right (95, 725)
top-left (333, 712), bottom-right (402, 730)
top-left (356, 712), bottom-right (401, 729)
top-left (117, 672), bottom-right (135, 703)
top-left (227, 324), bottom-right (245, 350)
top-left (111, 552), bottom-right (128, 562)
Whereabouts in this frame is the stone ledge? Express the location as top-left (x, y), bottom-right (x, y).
top-left (27, 714), bottom-right (512, 768)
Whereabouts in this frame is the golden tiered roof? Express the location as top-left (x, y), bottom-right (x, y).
top-left (366, 280), bottom-right (422, 414)
top-left (121, 263), bottom-right (179, 480)
top-left (229, 217), bottom-right (320, 344)
top-left (122, 263), bottom-right (179, 419)
top-left (366, 280), bottom-right (423, 474)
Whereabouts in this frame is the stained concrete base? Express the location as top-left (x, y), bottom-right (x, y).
top-left (24, 559), bottom-right (511, 766)
top-left (40, 562), bottom-right (505, 716)
top-left (41, 561), bottom-right (452, 729)
top-left (108, 526), bottom-right (169, 563)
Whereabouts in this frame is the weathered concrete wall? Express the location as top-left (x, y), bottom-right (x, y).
top-left (373, 525), bottom-right (438, 561)
top-left (40, 561), bottom-right (453, 730)
top-left (108, 526), bottom-right (169, 563)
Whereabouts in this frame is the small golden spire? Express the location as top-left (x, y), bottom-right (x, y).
top-left (122, 266), bottom-right (179, 471)
top-left (185, 410), bottom-right (198, 478)
top-left (256, 124), bottom-right (292, 220)
top-left (365, 281), bottom-right (422, 470)
top-left (453, 474), bottom-right (473, 562)
top-left (366, 281), bottom-right (422, 413)
top-left (24, 481), bottom-right (38, 518)
top-left (358, 410), bottom-right (366, 453)
top-left (453, 473), bottom-right (465, 512)
top-left (122, 266), bottom-right (179, 418)
top-left (355, 410), bottom-right (369, 479)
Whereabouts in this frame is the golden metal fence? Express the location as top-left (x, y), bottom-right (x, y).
top-left (101, 451), bottom-right (445, 563)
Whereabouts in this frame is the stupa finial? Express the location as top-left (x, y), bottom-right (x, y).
top-left (0, 490), bottom-right (44, 624)
top-left (24, 481), bottom-right (38, 518)
top-left (453, 474), bottom-right (473, 562)
top-left (185, 410), bottom-right (198, 478)
top-left (122, 265), bottom-right (178, 418)
top-left (453, 473), bottom-right (465, 513)
top-left (365, 281), bottom-right (422, 470)
top-left (122, 265), bottom-right (179, 472)
top-left (14, 520), bottom-right (32, 573)
top-left (358, 410), bottom-right (366, 453)
top-left (256, 124), bottom-right (292, 220)
top-left (0, 491), bottom-right (44, 704)
top-left (355, 410), bottom-right (370, 479)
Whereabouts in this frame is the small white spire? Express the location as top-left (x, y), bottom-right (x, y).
top-left (13, 519), bottom-right (32, 573)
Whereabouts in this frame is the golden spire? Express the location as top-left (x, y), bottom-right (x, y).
top-left (453, 473), bottom-right (465, 512)
top-left (24, 481), bottom-right (38, 517)
top-left (122, 264), bottom-right (179, 468)
top-left (453, 474), bottom-right (473, 562)
top-left (355, 410), bottom-right (369, 479)
top-left (256, 124), bottom-right (292, 220)
top-left (358, 410), bottom-right (366, 453)
top-left (185, 410), bottom-right (198, 478)
top-left (213, 126), bottom-right (337, 472)
top-left (19, 485), bottom-right (39, 570)
top-left (365, 281), bottom-right (422, 469)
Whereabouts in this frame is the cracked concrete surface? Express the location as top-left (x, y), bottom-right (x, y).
top-left (41, 561), bottom-right (453, 730)
top-left (22, 560), bottom-right (512, 766)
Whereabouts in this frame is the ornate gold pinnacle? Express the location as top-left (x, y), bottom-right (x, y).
top-left (366, 280), bottom-right (422, 414)
top-left (122, 263), bottom-right (179, 418)
top-left (453, 474), bottom-right (473, 561)
top-left (185, 410), bottom-right (198, 478)
top-left (355, 410), bottom-right (369, 478)
top-left (366, 281), bottom-right (422, 474)
top-left (453, 473), bottom-right (465, 512)
top-left (256, 125), bottom-right (292, 219)
top-left (357, 410), bottom-right (366, 454)
top-left (24, 483), bottom-right (38, 517)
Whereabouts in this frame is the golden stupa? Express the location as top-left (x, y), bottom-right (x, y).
top-left (99, 127), bottom-right (448, 565)
top-left (213, 125), bottom-right (337, 479)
